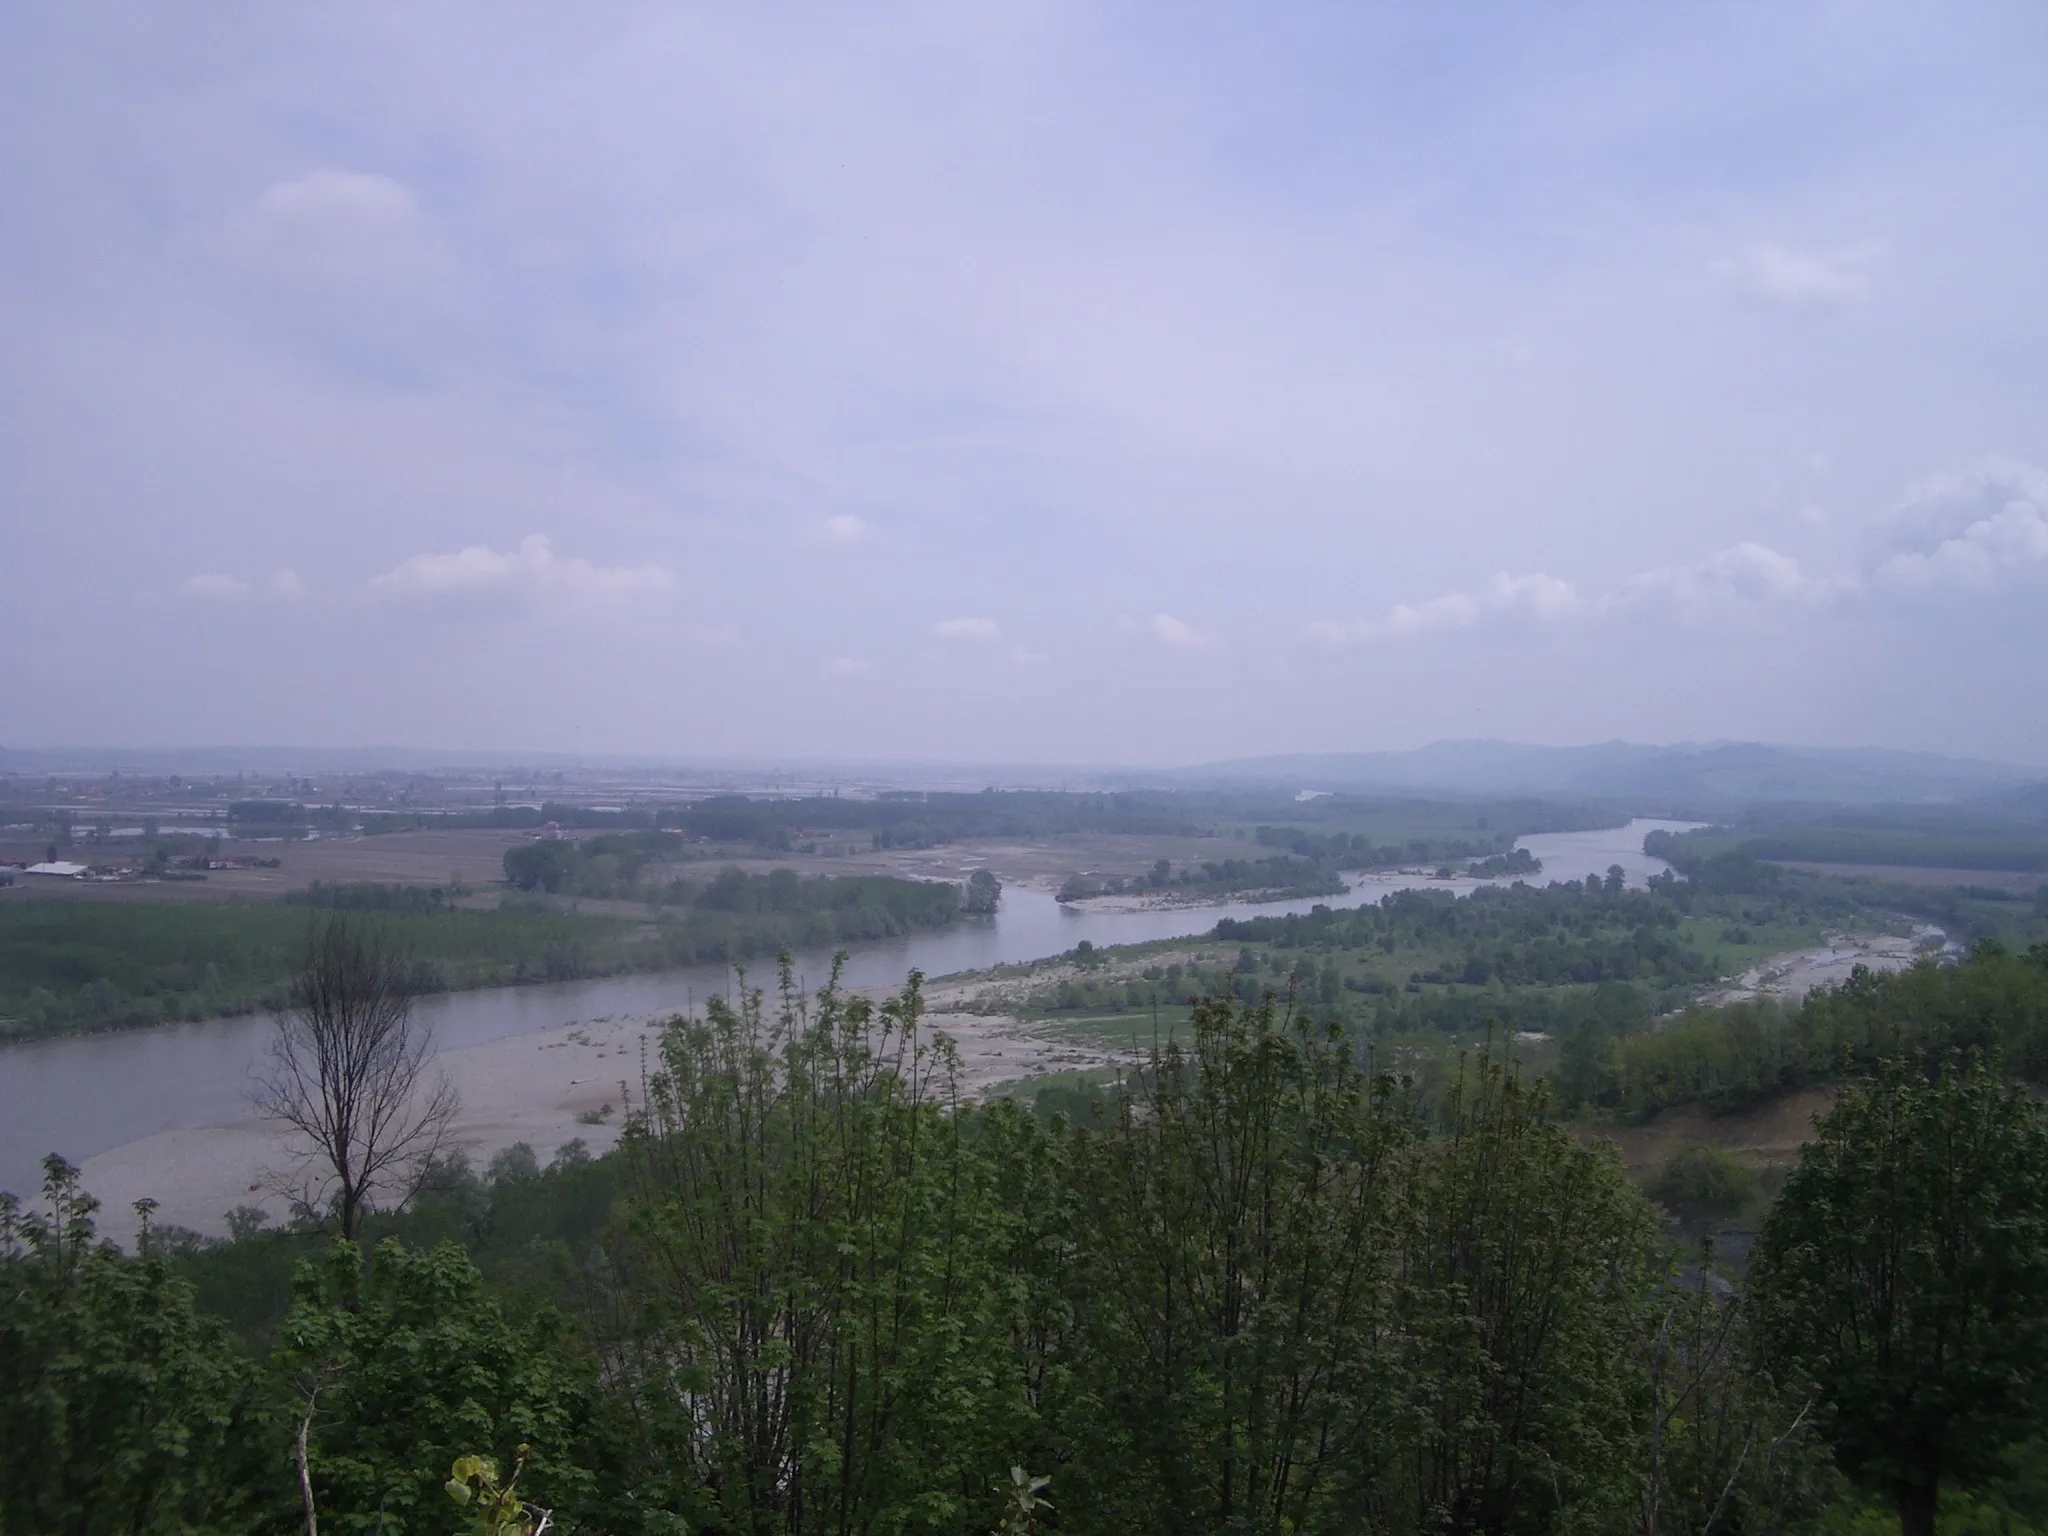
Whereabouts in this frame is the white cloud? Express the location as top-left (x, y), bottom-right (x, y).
top-left (369, 535), bottom-right (672, 613)
top-left (827, 656), bottom-right (872, 676)
top-left (1711, 243), bottom-right (1876, 307)
top-left (1313, 545), bottom-right (1861, 645)
top-left (1151, 613), bottom-right (1211, 649)
top-left (817, 515), bottom-right (868, 544)
top-left (179, 568), bottom-right (304, 603)
top-left (1605, 542), bottom-right (1850, 622)
top-left (238, 170), bottom-right (455, 296)
top-left (1876, 500), bottom-right (2048, 593)
top-left (931, 616), bottom-right (1001, 643)
top-left (1313, 571), bottom-right (1578, 644)
top-left (1871, 459), bottom-right (2048, 594)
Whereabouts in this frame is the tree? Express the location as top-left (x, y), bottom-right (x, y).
top-left (1390, 1054), bottom-right (1658, 1533)
top-left (255, 915), bottom-right (459, 1240)
top-left (275, 1239), bottom-right (594, 1536)
top-left (965, 866), bottom-right (1003, 914)
top-left (502, 840), bottom-right (575, 894)
top-left (1645, 1142), bottom-right (1760, 1226)
top-left (0, 1158), bottom-right (265, 1533)
top-left (1751, 1055), bottom-right (2048, 1536)
top-left (1556, 1016), bottom-right (1618, 1109)
top-left (1060, 993), bottom-right (1413, 1534)
top-left (606, 961), bottom-right (1035, 1535)
top-left (1628, 1267), bottom-right (1829, 1536)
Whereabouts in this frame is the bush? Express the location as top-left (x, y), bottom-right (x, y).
top-left (1645, 1141), bottom-right (1761, 1222)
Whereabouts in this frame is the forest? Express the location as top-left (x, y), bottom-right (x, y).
top-left (5, 950), bottom-right (2047, 1534)
top-left (242, 787), bottom-right (1619, 861)
top-left (1056, 852), bottom-right (1346, 904)
top-left (0, 869), bottom-right (967, 1040)
top-left (975, 859), bottom-right (1876, 1040)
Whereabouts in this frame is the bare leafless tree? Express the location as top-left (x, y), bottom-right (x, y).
top-left (255, 915), bottom-right (458, 1240)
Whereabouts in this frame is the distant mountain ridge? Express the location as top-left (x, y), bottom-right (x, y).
top-left (1168, 740), bottom-right (2044, 810)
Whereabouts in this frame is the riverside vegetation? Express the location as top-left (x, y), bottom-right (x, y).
top-left (0, 779), bottom-right (1607, 1042)
top-left (0, 865), bottom-right (971, 1040)
top-left (5, 938), bottom-right (2048, 1534)
top-left (961, 849), bottom-right (2048, 1094)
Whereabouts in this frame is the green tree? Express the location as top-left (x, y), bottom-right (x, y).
top-left (1556, 1015), bottom-right (1618, 1110)
top-left (502, 841), bottom-right (575, 894)
top-left (1059, 994), bottom-right (1412, 1534)
top-left (0, 1158), bottom-right (265, 1534)
top-left (965, 867), bottom-right (1003, 914)
top-left (605, 961), bottom-right (1035, 1535)
top-left (1645, 1142), bottom-right (1761, 1226)
top-left (274, 1238), bottom-right (595, 1535)
top-left (1751, 1055), bottom-right (2048, 1536)
top-left (1390, 1055), bottom-right (1659, 1534)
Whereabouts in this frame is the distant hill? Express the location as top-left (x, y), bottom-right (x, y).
top-left (1167, 740), bottom-right (2044, 812)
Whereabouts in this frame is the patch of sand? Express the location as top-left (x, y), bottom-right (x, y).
top-left (77, 989), bottom-right (1118, 1248)
top-left (81, 1011), bottom-right (652, 1246)
top-left (1697, 927), bottom-right (1945, 1007)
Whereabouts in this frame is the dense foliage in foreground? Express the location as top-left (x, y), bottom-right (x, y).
top-left (0, 974), bottom-right (1814, 1534)
top-left (7, 955), bottom-right (2048, 1533)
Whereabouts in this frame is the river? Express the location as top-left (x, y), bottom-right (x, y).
top-left (0, 818), bottom-right (1691, 1203)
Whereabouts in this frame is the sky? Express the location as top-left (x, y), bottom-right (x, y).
top-left (4, 2), bottom-right (2047, 767)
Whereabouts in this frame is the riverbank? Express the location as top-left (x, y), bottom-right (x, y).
top-left (1694, 926), bottom-right (1948, 1007)
top-left (78, 973), bottom-right (1106, 1247)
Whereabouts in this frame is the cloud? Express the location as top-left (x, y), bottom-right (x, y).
top-left (817, 515), bottom-right (868, 544)
top-left (1151, 613), bottom-right (1211, 649)
top-left (1314, 544), bottom-right (1860, 645)
top-left (827, 656), bottom-right (872, 676)
top-left (236, 170), bottom-right (456, 298)
top-left (1605, 542), bottom-right (1850, 622)
top-left (178, 569), bottom-right (304, 602)
top-left (1313, 571), bottom-right (1578, 644)
top-left (931, 617), bottom-right (1001, 643)
top-left (1711, 243), bottom-right (1876, 307)
top-left (1871, 459), bottom-right (2048, 594)
top-left (369, 535), bottom-right (672, 614)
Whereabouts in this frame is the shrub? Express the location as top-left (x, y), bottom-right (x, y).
top-left (1645, 1141), bottom-right (1761, 1222)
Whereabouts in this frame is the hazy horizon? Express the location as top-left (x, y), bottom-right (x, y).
top-left (7, 5), bottom-right (2047, 761)
top-left (3, 734), bottom-right (2042, 781)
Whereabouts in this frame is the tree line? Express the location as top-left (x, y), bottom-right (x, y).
top-left (1056, 853), bottom-right (1345, 904)
top-left (1569, 938), bottom-right (2048, 1119)
top-left (0, 870), bottom-right (977, 1041)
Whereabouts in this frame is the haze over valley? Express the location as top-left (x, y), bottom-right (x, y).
top-left (6, 8), bottom-right (2048, 1533)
